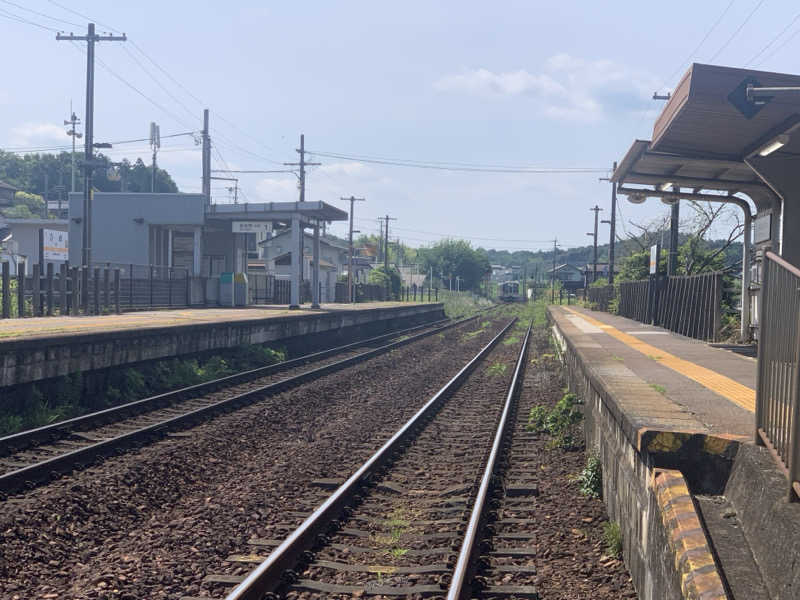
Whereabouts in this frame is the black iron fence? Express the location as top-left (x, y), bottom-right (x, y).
top-left (756, 251), bottom-right (800, 501)
top-left (586, 285), bottom-right (615, 312)
top-left (0, 260), bottom-right (191, 318)
top-left (614, 272), bottom-right (723, 341)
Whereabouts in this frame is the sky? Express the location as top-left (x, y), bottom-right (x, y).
top-left (0, 0), bottom-right (795, 252)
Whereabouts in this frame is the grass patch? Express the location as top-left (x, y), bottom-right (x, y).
top-left (602, 521), bottom-right (622, 558)
top-left (487, 362), bottom-right (508, 376)
top-left (611, 355), bottom-right (623, 362)
top-left (647, 354), bottom-right (663, 361)
top-left (526, 391), bottom-right (583, 449)
top-left (502, 334), bottom-right (521, 346)
top-left (0, 344), bottom-right (286, 436)
top-left (649, 383), bottom-right (666, 395)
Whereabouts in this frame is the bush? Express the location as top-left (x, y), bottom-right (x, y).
top-left (572, 454), bottom-right (602, 499)
top-left (526, 391), bottom-right (583, 448)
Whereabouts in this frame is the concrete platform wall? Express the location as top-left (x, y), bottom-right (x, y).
top-left (552, 320), bottom-right (726, 600)
top-left (0, 304), bottom-right (445, 388)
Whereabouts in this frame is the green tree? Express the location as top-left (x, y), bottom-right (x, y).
top-left (418, 239), bottom-right (491, 291)
top-left (368, 265), bottom-right (402, 298)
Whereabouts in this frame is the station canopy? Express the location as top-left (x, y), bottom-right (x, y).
top-left (205, 201), bottom-right (348, 226)
top-left (611, 63), bottom-right (800, 211)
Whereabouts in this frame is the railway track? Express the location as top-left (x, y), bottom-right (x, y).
top-left (0, 314), bottom-right (482, 496)
top-left (188, 316), bottom-right (535, 600)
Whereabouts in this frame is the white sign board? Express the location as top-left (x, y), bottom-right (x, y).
top-left (232, 221), bottom-right (273, 234)
top-left (649, 244), bottom-right (659, 275)
top-left (43, 229), bottom-right (68, 261)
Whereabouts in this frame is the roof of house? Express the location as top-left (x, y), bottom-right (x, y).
top-left (546, 263), bottom-right (582, 274)
top-left (0, 181), bottom-right (19, 192)
top-left (259, 230), bottom-right (348, 251)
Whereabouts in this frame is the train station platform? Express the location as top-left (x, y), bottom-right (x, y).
top-left (549, 305), bottom-right (755, 441)
top-left (549, 306), bottom-right (800, 600)
top-left (0, 302), bottom-right (444, 387)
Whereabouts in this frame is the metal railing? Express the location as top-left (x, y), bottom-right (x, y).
top-left (618, 279), bottom-right (650, 324)
top-left (616, 272), bottom-right (723, 342)
top-left (756, 251), bottom-right (800, 501)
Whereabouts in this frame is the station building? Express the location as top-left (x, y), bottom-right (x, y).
top-left (68, 191), bottom-right (347, 307)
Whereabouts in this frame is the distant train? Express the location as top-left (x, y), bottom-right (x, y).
top-left (498, 280), bottom-right (525, 303)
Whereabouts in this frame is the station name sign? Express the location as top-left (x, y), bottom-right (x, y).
top-left (43, 228), bottom-right (68, 261)
top-left (232, 221), bottom-right (273, 234)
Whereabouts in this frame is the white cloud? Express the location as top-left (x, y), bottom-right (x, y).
top-left (433, 54), bottom-right (659, 121)
top-left (10, 122), bottom-right (67, 146)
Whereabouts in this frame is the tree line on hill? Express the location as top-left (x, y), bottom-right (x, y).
top-left (0, 150), bottom-right (179, 199)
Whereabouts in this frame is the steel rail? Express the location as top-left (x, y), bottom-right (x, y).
top-left (447, 320), bottom-right (532, 600)
top-left (224, 318), bottom-right (517, 600)
top-left (0, 314), bottom-right (487, 494)
top-left (0, 317), bottom-right (455, 457)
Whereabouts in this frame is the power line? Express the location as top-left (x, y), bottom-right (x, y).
top-left (0, 6), bottom-right (59, 31)
top-left (0, 0), bottom-right (80, 27)
top-left (707, 0), bottom-right (766, 63)
top-left (120, 45), bottom-right (201, 125)
top-left (47, 0), bottom-right (117, 32)
top-left (660, 0), bottom-right (736, 90)
top-left (754, 23), bottom-right (800, 67)
top-left (745, 11), bottom-right (800, 65)
top-left (308, 151), bottom-right (607, 174)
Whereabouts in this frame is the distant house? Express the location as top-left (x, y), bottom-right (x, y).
top-left (0, 181), bottom-right (18, 207)
top-left (546, 263), bottom-right (584, 290)
top-left (257, 231), bottom-right (349, 302)
top-left (582, 262), bottom-right (619, 283)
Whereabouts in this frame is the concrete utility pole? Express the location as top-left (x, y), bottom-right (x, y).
top-left (599, 161), bottom-right (618, 283)
top-left (551, 238), bottom-right (558, 302)
top-left (340, 196), bottom-right (365, 303)
top-left (63, 104), bottom-right (81, 193)
top-left (284, 134), bottom-right (321, 285)
top-left (150, 122), bottom-right (160, 193)
top-left (57, 23), bottom-right (126, 268)
top-left (668, 185), bottom-right (680, 276)
top-left (284, 134), bottom-right (320, 203)
top-left (202, 109), bottom-right (211, 203)
top-left (379, 214), bottom-right (397, 271)
top-left (588, 205), bottom-right (603, 283)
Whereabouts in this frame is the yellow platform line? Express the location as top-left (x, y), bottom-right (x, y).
top-left (562, 307), bottom-right (755, 413)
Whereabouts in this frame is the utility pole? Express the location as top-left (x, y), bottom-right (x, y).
top-left (57, 23), bottom-right (126, 268)
top-left (599, 161), bottom-right (617, 283)
top-left (150, 122), bottom-right (160, 193)
top-left (668, 185), bottom-right (680, 276)
top-left (64, 104), bottom-right (81, 193)
top-left (378, 214), bottom-right (397, 271)
top-left (284, 134), bottom-right (320, 285)
top-left (340, 196), bottom-right (366, 303)
top-left (284, 134), bottom-right (320, 203)
top-left (551, 238), bottom-right (558, 303)
top-left (588, 205), bottom-right (602, 284)
top-left (202, 109), bottom-right (211, 203)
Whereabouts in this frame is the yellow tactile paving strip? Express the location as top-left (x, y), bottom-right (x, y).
top-left (562, 307), bottom-right (756, 413)
top-left (653, 469), bottom-right (727, 600)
